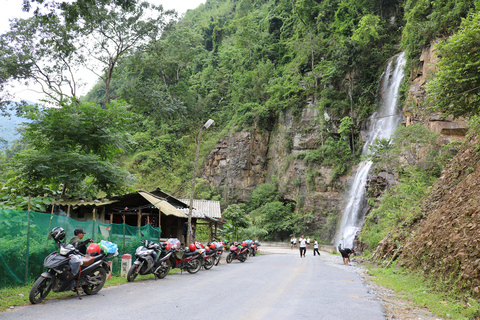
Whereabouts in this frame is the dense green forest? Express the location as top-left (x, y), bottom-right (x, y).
top-left (1, 0), bottom-right (480, 240)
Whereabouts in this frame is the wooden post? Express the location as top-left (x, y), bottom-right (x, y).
top-left (158, 209), bottom-right (162, 241)
top-left (48, 201), bottom-right (55, 240)
top-left (137, 209), bottom-right (142, 227)
top-left (147, 215), bottom-right (150, 225)
top-left (93, 208), bottom-right (96, 221)
top-left (208, 223), bottom-right (212, 243)
top-left (110, 212), bottom-right (113, 224)
top-left (67, 204), bottom-right (71, 217)
top-left (122, 215), bottom-right (126, 252)
top-left (215, 223), bottom-right (218, 238)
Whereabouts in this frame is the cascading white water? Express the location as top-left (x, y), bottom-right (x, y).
top-left (335, 52), bottom-right (406, 249)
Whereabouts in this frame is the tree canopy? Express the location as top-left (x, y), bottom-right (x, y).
top-left (426, 11), bottom-right (480, 118)
top-left (6, 100), bottom-right (136, 197)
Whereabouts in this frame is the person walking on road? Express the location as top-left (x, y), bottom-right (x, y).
top-left (306, 237), bottom-right (311, 249)
top-left (313, 239), bottom-right (320, 256)
top-left (299, 235), bottom-right (307, 257)
top-left (293, 236), bottom-right (297, 248)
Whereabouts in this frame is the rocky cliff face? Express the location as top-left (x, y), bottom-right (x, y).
top-left (201, 102), bottom-right (344, 236)
top-left (405, 42), bottom-right (468, 143)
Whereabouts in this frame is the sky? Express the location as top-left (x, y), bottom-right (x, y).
top-left (0, 0), bottom-right (207, 103)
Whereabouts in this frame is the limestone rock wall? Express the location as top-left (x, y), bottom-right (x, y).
top-left (201, 103), bottom-right (344, 233)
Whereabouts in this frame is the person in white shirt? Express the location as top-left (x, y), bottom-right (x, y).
top-left (313, 239), bottom-right (320, 256)
top-left (306, 237), bottom-right (311, 249)
top-left (293, 237), bottom-right (297, 248)
top-left (298, 235), bottom-right (307, 257)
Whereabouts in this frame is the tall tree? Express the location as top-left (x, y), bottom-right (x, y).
top-left (8, 100), bottom-right (136, 197)
top-left (0, 16), bottom-right (83, 106)
top-left (77, 1), bottom-right (176, 104)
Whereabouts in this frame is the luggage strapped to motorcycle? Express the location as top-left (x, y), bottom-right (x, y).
top-left (175, 250), bottom-right (185, 260)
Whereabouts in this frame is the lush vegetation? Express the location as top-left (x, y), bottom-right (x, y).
top-left (360, 124), bottom-right (461, 251)
top-left (0, 0), bottom-right (479, 242)
top-left (368, 263), bottom-right (480, 319)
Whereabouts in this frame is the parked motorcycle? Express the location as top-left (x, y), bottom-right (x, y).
top-left (248, 240), bottom-right (260, 257)
top-left (226, 241), bottom-right (249, 263)
top-left (159, 240), bottom-right (203, 274)
top-left (127, 238), bottom-right (172, 282)
top-left (29, 227), bottom-right (112, 304)
top-left (209, 241), bottom-right (225, 266)
top-left (197, 242), bottom-right (217, 270)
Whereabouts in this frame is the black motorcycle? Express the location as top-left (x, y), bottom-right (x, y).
top-left (127, 239), bottom-right (172, 282)
top-left (29, 227), bottom-right (111, 304)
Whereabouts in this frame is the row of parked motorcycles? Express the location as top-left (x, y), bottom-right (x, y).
top-left (29, 227), bottom-right (261, 304)
top-left (126, 237), bottom-right (261, 282)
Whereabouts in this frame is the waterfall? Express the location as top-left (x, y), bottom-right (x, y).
top-left (335, 52), bottom-right (406, 250)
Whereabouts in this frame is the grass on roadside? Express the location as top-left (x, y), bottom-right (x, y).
top-left (0, 269), bottom-right (179, 312)
top-left (367, 263), bottom-right (480, 319)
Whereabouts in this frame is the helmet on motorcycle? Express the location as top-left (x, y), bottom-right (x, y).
top-left (50, 227), bottom-right (66, 242)
top-left (165, 243), bottom-right (172, 251)
top-left (189, 243), bottom-right (196, 252)
top-left (242, 242), bottom-right (247, 247)
top-left (210, 243), bottom-right (216, 250)
top-left (87, 243), bottom-right (101, 255)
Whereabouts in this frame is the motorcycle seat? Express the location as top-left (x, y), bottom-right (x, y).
top-left (82, 255), bottom-right (96, 267)
top-left (184, 251), bottom-right (197, 258)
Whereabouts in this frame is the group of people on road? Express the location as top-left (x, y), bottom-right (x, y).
top-left (292, 235), bottom-right (320, 257)
top-left (290, 235), bottom-right (355, 264)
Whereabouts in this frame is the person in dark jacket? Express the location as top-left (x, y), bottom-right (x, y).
top-left (339, 247), bottom-right (354, 265)
top-left (69, 228), bottom-right (92, 254)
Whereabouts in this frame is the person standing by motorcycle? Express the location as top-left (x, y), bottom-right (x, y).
top-left (298, 235), bottom-right (307, 258)
top-left (69, 228), bottom-right (93, 254)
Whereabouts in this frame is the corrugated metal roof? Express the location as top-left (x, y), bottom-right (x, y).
top-left (54, 199), bottom-right (118, 207)
top-left (178, 208), bottom-right (205, 219)
top-left (178, 199), bottom-right (222, 219)
top-left (138, 191), bottom-right (188, 218)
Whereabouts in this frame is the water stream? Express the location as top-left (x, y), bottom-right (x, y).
top-left (335, 52), bottom-right (406, 249)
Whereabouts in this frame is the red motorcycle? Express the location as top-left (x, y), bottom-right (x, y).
top-left (249, 240), bottom-right (260, 257)
top-left (226, 241), bottom-right (249, 263)
top-left (210, 241), bottom-right (225, 266)
top-left (159, 241), bottom-right (203, 274)
top-left (195, 242), bottom-right (215, 270)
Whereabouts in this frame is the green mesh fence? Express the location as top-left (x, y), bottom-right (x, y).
top-left (0, 209), bottom-right (160, 289)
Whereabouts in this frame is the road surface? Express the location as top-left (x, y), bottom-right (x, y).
top-left (1, 245), bottom-right (385, 320)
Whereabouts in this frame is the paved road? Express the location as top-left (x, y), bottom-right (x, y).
top-left (1, 247), bottom-right (385, 320)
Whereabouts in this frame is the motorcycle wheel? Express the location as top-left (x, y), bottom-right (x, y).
top-left (29, 276), bottom-right (53, 304)
top-left (239, 253), bottom-right (248, 262)
top-left (203, 256), bottom-right (214, 270)
top-left (214, 254), bottom-right (221, 266)
top-left (226, 252), bottom-right (234, 264)
top-left (127, 264), bottom-right (140, 282)
top-left (155, 261), bottom-right (171, 279)
top-left (83, 267), bottom-right (106, 295)
top-left (186, 259), bottom-right (201, 274)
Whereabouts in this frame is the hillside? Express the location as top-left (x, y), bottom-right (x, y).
top-left (372, 133), bottom-right (480, 297)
